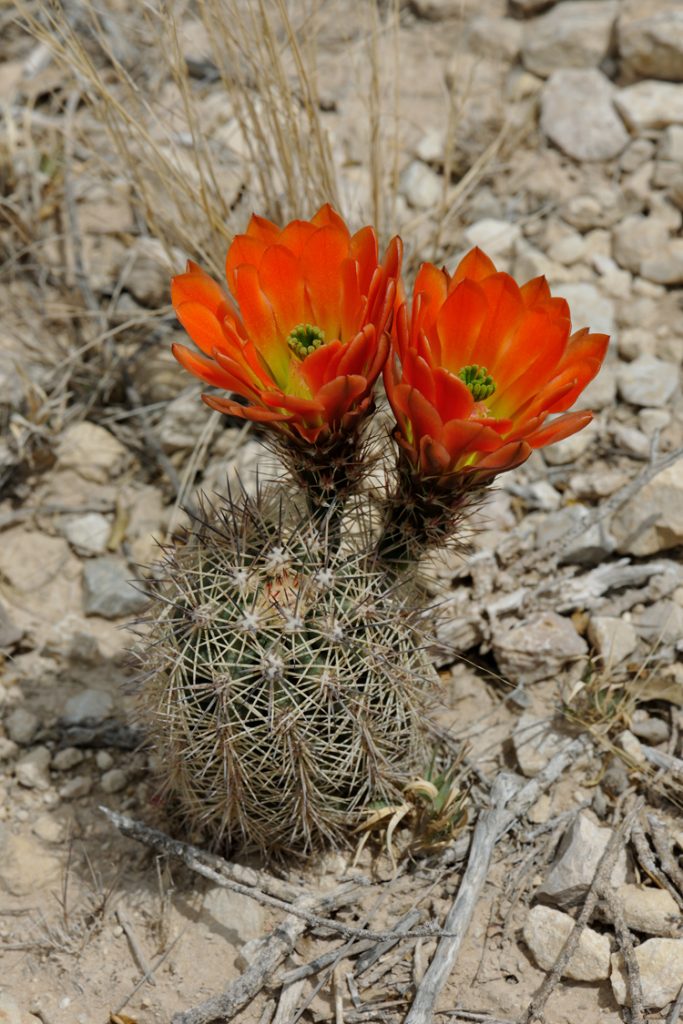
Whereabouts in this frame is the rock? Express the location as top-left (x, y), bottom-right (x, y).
top-left (621, 136), bottom-right (656, 172)
top-left (512, 713), bottom-right (567, 777)
top-left (15, 745), bottom-right (51, 790)
top-left (463, 17), bottom-right (523, 64)
top-left (616, 884), bottom-right (681, 937)
top-left (611, 938), bottom-right (683, 1008)
top-left (0, 737), bottom-right (19, 761)
top-left (630, 712), bottom-right (669, 744)
top-left (541, 70), bottom-right (629, 162)
top-left (575, 360), bottom-right (618, 412)
top-left (158, 389), bottom-right (214, 453)
top-left (126, 238), bottom-right (173, 307)
top-left (5, 707), bottom-right (40, 745)
top-left (561, 281), bottom-right (616, 337)
top-left (493, 611), bottom-right (588, 685)
top-left (0, 992), bottom-right (22, 1024)
top-left (0, 827), bottom-right (62, 896)
top-left (522, 1), bottom-right (618, 78)
top-left (660, 124), bottom-right (683, 162)
top-left (633, 600), bottom-right (683, 646)
top-left (612, 214), bottom-right (670, 276)
top-left (563, 185), bottom-right (625, 230)
top-left (569, 467), bottom-right (629, 499)
top-left (617, 355), bottom-right (679, 408)
top-left (537, 812), bottom-right (629, 907)
top-left (201, 885), bottom-right (266, 945)
top-left (463, 219), bottom-right (521, 261)
top-left (0, 601), bottom-right (23, 648)
top-left (51, 746), bottom-right (84, 771)
top-left (542, 421), bottom-right (598, 465)
top-left (95, 750), bottom-right (115, 771)
top-left (0, 530), bottom-right (82, 628)
top-left (615, 80), bottom-right (683, 132)
top-left (535, 505), bottom-right (616, 565)
top-left (612, 462), bottom-right (683, 555)
top-left (400, 161), bottom-right (442, 210)
top-left (61, 688), bottom-right (114, 726)
top-left (612, 423), bottom-right (650, 459)
top-left (100, 768), bottom-right (127, 794)
top-left (511, 0), bottom-right (557, 14)
top-left (618, 728), bottom-right (645, 763)
top-left (32, 813), bottom-right (67, 844)
top-left (56, 421), bottom-right (130, 484)
top-left (82, 556), bottom-right (150, 618)
top-left (62, 512), bottom-right (112, 557)
top-left (409, 0), bottom-right (462, 18)
top-left (588, 616), bottom-right (638, 664)
top-left (618, 4), bottom-right (683, 82)
top-left (641, 238), bottom-right (683, 285)
top-left (524, 905), bottom-right (611, 980)
top-left (59, 775), bottom-right (92, 799)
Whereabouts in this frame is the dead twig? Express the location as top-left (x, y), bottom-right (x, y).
top-left (171, 880), bottom-right (361, 1024)
top-left (523, 801), bottom-right (642, 1024)
top-left (116, 905), bottom-right (157, 987)
top-left (600, 888), bottom-right (644, 1024)
top-left (648, 814), bottom-right (683, 898)
top-left (404, 736), bottom-right (590, 1024)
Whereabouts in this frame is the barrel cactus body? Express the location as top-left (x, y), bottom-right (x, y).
top-left (139, 492), bottom-right (435, 856)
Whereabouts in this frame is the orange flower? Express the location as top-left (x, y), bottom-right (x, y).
top-left (385, 248), bottom-right (609, 481)
top-left (171, 204), bottom-right (402, 444)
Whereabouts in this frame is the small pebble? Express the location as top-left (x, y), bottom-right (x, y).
top-left (15, 746), bottom-right (51, 790)
top-left (5, 707), bottom-right (40, 745)
top-left (52, 747), bottom-right (85, 771)
top-left (95, 750), bottom-right (115, 771)
top-left (0, 737), bottom-right (19, 761)
top-left (101, 768), bottom-right (127, 794)
top-left (59, 775), bottom-right (92, 800)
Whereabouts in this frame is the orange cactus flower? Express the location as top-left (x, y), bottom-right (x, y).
top-left (171, 204), bottom-right (402, 444)
top-left (385, 248), bottom-right (609, 482)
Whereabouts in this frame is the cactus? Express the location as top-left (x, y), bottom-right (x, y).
top-left (137, 488), bottom-right (436, 857)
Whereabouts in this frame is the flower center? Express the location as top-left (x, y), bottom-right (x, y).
top-left (287, 323), bottom-right (326, 360)
top-left (457, 364), bottom-right (496, 402)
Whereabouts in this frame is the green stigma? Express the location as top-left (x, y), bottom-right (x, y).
top-left (287, 323), bottom-right (326, 360)
top-left (458, 364), bottom-right (496, 402)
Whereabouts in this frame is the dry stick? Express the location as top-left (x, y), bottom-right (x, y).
top-left (101, 807), bottom-right (441, 944)
top-left (403, 736), bottom-right (590, 1024)
top-left (648, 814), bottom-right (683, 897)
top-left (600, 888), bottom-right (644, 1024)
top-left (523, 802), bottom-right (642, 1024)
top-left (668, 983), bottom-right (683, 1024)
top-left (631, 817), bottom-right (683, 911)
top-left (116, 905), bottom-right (156, 986)
top-left (172, 881), bottom-right (362, 1024)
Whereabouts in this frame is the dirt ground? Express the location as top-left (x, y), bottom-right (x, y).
top-left (1, 1), bottom-right (683, 1023)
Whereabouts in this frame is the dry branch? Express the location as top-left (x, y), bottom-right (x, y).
top-left (404, 736), bottom-right (590, 1024)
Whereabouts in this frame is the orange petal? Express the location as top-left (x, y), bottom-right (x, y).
top-left (300, 339), bottom-right (345, 393)
top-left (452, 247), bottom-right (497, 286)
top-left (412, 262), bottom-right (449, 344)
top-left (311, 203), bottom-right (350, 235)
top-left (435, 279), bottom-right (489, 370)
top-left (337, 325), bottom-right (375, 376)
top-left (394, 385), bottom-right (443, 442)
top-left (316, 374), bottom-right (367, 420)
top-left (471, 440), bottom-right (531, 474)
top-left (245, 213), bottom-right (281, 244)
top-left (202, 393), bottom-right (292, 423)
top-left (470, 272), bottom-right (525, 370)
top-left (233, 264), bottom-right (283, 375)
top-left (441, 419), bottom-right (501, 457)
top-left (520, 275), bottom-right (551, 307)
top-left (172, 264), bottom-right (230, 316)
top-left (258, 244), bottom-right (308, 336)
top-left (403, 349), bottom-right (436, 401)
top-left (301, 225), bottom-right (350, 336)
top-left (419, 436), bottom-right (451, 475)
top-left (225, 234), bottom-right (267, 291)
top-left (277, 219), bottom-right (318, 257)
top-left (260, 391), bottom-right (324, 416)
top-left (172, 343), bottom-right (234, 390)
top-left (350, 225), bottom-right (379, 293)
top-left (525, 411), bottom-right (593, 448)
top-left (431, 367), bottom-right (474, 420)
top-left (174, 302), bottom-right (229, 358)
top-left (491, 307), bottom-right (570, 410)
